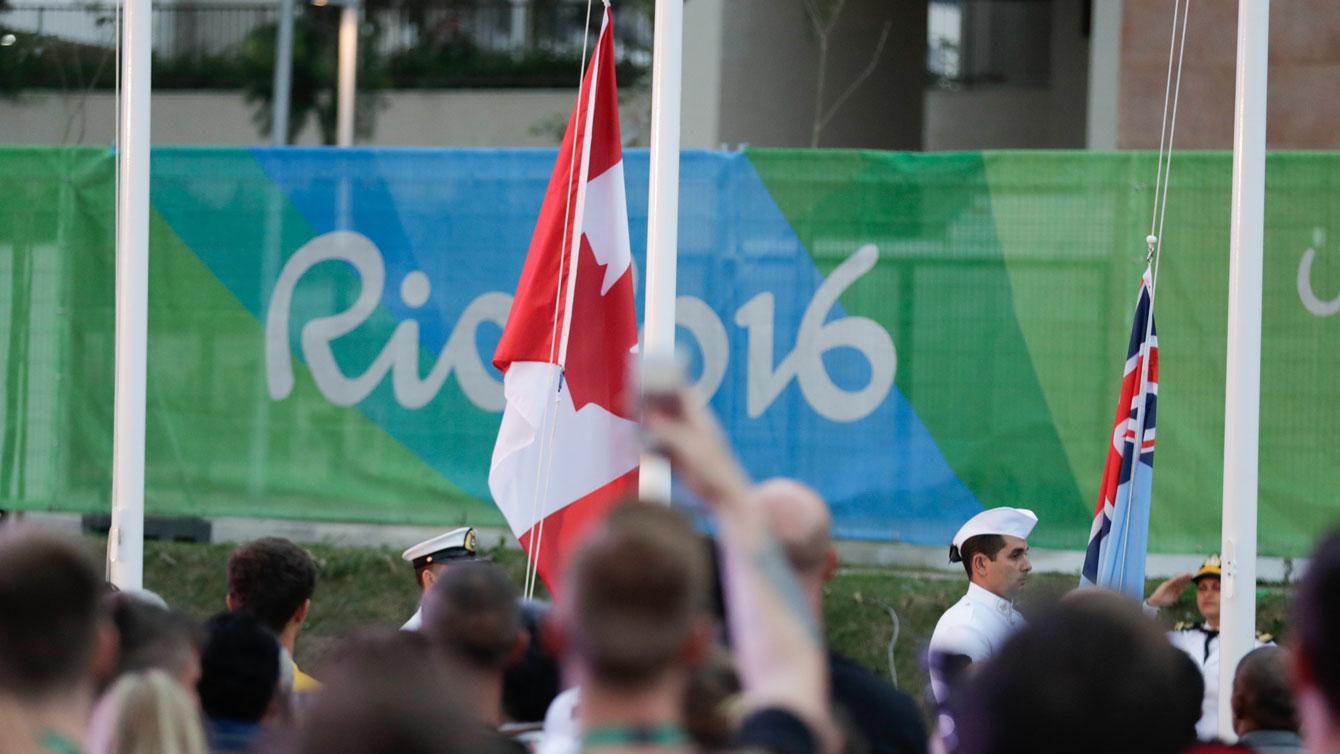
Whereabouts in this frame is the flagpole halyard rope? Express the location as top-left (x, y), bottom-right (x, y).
top-left (526, 370), bottom-right (565, 600)
top-left (1148, 0), bottom-right (1182, 242)
top-left (522, 366), bottom-right (562, 600)
top-left (1151, 0), bottom-right (1190, 300)
top-left (1115, 0), bottom-right (1188, 587)
top-left (547, 1), bottom-right (595, 367)
top-left (523, 0), bottom-right (599, 600)
top-left (529, 3), bottom-right (603, 599)
top-left (555, 12), bottom-right (604, 370)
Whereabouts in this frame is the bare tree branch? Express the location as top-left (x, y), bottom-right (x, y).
top-left (806, 0), bottom-right (846, 148)
top-left (806, 0), bottom-right (893, 148)
top-left (816, 18), bottom-right (892, 137)
top-left (801, 0), bottom-right (846, 36)
top-left (810, 29), bottom-right (829, 148)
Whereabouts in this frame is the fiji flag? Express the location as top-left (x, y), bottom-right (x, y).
top-left (1081, 264), bottom-right (1159, 602)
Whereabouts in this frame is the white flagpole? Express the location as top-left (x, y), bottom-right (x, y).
top-left (640, 0), bottom-right (682, 503)
top-left (335, 0), bottom-right (359, 147)
top-left (108, 0), bottom-right (152, 589)
top-left (271, 0), bottom-right (296, 145)
top-left (1218, 0), bottom-right (1269, 740)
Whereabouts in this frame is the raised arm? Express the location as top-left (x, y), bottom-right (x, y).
top-left (643, 392), bottom-right (836, 752)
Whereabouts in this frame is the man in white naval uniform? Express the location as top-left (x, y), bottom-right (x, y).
top-left (927, 507), bottom-right (1037, 705)
top-left (400, 526), bottom-right (478, 631)
top-left (1145, 553), bottom-right (1273, 740)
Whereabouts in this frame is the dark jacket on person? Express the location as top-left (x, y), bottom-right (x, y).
top-left (828, 650), bottom-right (928, 754)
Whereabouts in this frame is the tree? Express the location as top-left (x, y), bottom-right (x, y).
top-left (801, 0), bottom-right (892, 148)
top-left (241, 7), bottom-right (387, 144)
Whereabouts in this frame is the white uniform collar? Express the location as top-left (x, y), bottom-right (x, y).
top-left (401, 606), bottom-right (423, 632)
top-left (966, 581), bottom-right (1017, 615)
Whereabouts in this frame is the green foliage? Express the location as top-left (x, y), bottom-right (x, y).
top-left (385, 43), bottom-right (642, 89)
top-left (369, 0), bottom-right (646, 90)
top-left (0, 27), bottom-right (115, 96)
top-left (0, 0), bottom-right (650, 145)
top-left (237, 9), bottom-right (389, 145)
top-left (823, 568), bottom-right (1294, 723)
top-left (139, 536), bottom-right (545, 671)
top-left (0, 26), bottom-right (251, 94)
top-left (151, 54), bottom-right (251, 89)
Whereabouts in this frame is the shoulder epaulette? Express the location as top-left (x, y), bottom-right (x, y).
top-left (1257, 631), bottom-right (1274, 643)
top-left (1173, 621), bottom-right (1194, 631)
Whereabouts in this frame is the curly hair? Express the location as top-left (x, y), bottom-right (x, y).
top-left (226, 538), bottom-right (316, 633)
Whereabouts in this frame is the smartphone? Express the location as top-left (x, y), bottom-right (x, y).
top-left (638, 352), bottom-right (688, 420)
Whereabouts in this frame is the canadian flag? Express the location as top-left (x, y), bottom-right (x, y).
top-left (490, 6), bottom-right (639, 596)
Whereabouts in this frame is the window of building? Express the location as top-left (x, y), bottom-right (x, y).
top-left (927, 0), bottom-right (1052, 88)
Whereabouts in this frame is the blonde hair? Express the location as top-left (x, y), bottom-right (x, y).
top-left (88, 670), bottom-right (208, 754)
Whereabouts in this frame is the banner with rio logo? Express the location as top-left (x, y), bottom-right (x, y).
top-left (3, 146), bottom-right (1339, 557)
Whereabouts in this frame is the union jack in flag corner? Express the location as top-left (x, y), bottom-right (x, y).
top-left (1081, 264), bottom-right (1159, 602)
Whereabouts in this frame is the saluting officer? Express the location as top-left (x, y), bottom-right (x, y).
top-left (1145, 553), bottom-right (1274, 740)
top-left (400, 526), bottom-right (478, 631)
top-left (927, 507), bottom-right (1037, 704)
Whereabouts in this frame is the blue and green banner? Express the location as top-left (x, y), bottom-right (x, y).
top-left (3, 146), bottom-right (1338, 557)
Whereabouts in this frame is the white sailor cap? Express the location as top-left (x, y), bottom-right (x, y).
top-left (402, 527), bottom-right (478, 568)
top-left (948, 507), bottom-right (1037, 563)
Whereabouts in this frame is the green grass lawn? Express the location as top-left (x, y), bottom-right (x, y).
top-left (134, 537), bottom-right (549, 671)
top-left (128, 537), bottom-right (1296, 723)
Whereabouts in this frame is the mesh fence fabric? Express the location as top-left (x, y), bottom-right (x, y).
top-left (2, 146), bottom-right (1338, 557)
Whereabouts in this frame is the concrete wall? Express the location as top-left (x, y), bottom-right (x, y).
top-left (1047, 0), bottom-right (1089, 148)
top-left (1119, 0), bottom-right (1340, 149)
top-left (681, 0), bottom-right (725, 149)
top-left (923, 0), bottom-right (1089, 151)
top-left (369, 90), bottom-right (579, 147)
top-left (1086, 0), bottom-right (1122, 149)
top-left (924, 87), bottom-right (1055, 150)
top-left (0, 89), bottom-right (583, 147)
